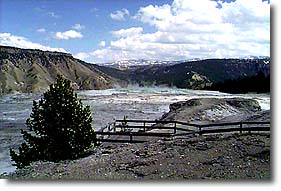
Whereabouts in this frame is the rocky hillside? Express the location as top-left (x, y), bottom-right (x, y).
top-left (0, 46), bottom-right (116, 94)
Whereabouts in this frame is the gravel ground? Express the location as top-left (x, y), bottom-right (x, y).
top-left (5, 132), bottom-right (270, 180)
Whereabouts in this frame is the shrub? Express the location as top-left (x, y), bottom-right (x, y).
top-left (10, 75), bottom-right (96, 168)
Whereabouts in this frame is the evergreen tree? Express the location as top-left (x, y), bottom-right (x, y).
top-left (10, 75), bottom-right (96, 168)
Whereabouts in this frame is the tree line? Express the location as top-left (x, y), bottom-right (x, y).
top-left (206, 71), bottom-right (270, 94)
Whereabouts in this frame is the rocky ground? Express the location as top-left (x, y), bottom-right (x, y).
top-left (5, 133), bottom-right (270, 180)
top-left (159, 97), bottom-right (265, 123)
top-left (2, 97), bottom-right (271, 180)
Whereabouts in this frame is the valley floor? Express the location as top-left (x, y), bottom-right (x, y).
top-left (3, 97), bottom-right (271, 180)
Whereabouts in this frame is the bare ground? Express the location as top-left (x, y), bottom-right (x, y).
top-left (3, 97), bottom-right (271, 180)
top-left (5, 132), bottom-right (270, 180)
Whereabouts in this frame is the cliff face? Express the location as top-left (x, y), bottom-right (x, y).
top-left (0, 46), bottom-right (115, 93)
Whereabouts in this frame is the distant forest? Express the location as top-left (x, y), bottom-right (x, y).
top-left (206, 72), bottom-right (270, 94)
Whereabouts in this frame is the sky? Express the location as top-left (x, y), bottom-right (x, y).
top-left (0, 0), bottom-right (270, 63)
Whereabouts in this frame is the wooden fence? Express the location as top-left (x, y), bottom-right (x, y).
top-left (96, 119), bottom-right (270, 144)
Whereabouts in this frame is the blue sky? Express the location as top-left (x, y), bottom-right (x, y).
top-left (0, 0), bottom-right (270, 63)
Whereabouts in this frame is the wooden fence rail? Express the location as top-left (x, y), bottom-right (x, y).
top-left (96, 119), bottom-right (270, 144)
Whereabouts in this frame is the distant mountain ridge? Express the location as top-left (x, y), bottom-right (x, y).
top-left (98, 57), bottom-right (269, 70)
top-left (96, 58), bottom-right (270, 90)
top-left (0, 46), bottom-right (116, 93)
top-left (98, 59), bottom-right (200, 70)
top-left (0, 45), bottom-right (270, 93)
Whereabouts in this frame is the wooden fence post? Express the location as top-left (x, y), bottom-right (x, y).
top-left (129, 133), bottom-right (133, 142)
top-left (240, 123), bottom-right (242, 134)
top-left (100, 129), bottom-right (104, 142)
top-left (174, 122), bottom-right (177, 134)
top-left (144, 122), bottom-right (146, 131)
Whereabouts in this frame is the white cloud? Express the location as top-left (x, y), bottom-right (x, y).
top-left (90, 7), bottom-right (99, 13)
top-left (74, 52), bottom-right (90, 60)
top-left (134, 4), bottom-right (172, 28)
top-left (76, 0), bottom-right (270, 63)
top-left (111, 27), bottom-right (143, 38)
top-left (36, 28), bottom-right (46, 33)
top-left (99, 41), bottom-right (106, 47)
top-left (47, 11), bottom-right (60, 18)
top-left (55, 30), bottom-right (83, 40)
top-left (110, 8), bottom-right (129, 20)
top-left (0, 32), bottom-right (67, 52)
top-left (35, 7), bottom-right (60, 19)
top-left (72, 24), bottom-right (85, 30)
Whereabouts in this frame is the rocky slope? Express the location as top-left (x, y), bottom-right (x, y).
top-left (0, 46), bottom-right (116, 93)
